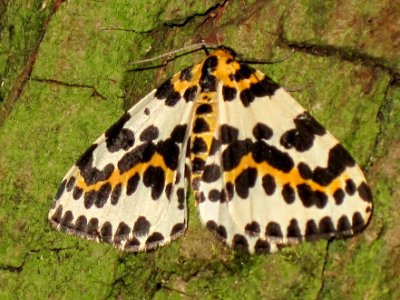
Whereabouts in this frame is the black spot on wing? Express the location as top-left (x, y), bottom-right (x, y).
top-left (319, 217), bottom-right (335, 234)
top-left (206, 220), bottom-right (227, 240)
top-left (155, 79), bottom-right (173, 100)
top-left (252, 140), bottom-right (294, 173)
top-left (133, 216), bottom-right (150, 236)
top-left (74, 215), bottom-right (87, 232)
top-left (208, 189), bottom-right (221, 202)
top-left (251, 76), bottom-right (280, 97)
top-left (255, 239), bottom-right (271, 253)
top-left (232, 234), bottom-right (249, 252)
top-left (55, 179), bottom-right (67, 200)
top-left (155, 79), bottom-right (181, 106)
top-left (165, 183), bottom-right (172, 199)
top-left (76, 144), bottom-right (98, 170)
top-left (265, 222), bottom-right (283, 238)
top-left (287, 219), bottom-right (301, 238)
top-left (143, 166), bottom-right (165, 200)
top-left (295, 112), bottom-right (326, 135)
top-left (179, 66), bottom-right (193, 81)
top-left (315, 191), bottom-right (328, 209)
top-left (352, 212), bottom-right (365, 233)
top-left (337, 215), bottom-right (352, 232)
top-left (197, 191), bottom-right (206, 203)
top-left (231, 64), bottom-right (279, 104)
top-left (222, 86), bottom-right (237, 101)
top-left (165, 92), bottom-right (181, 106)
top-left (233, 64), bottom-right (255, 81)
top-left (170, 124), bottom-right (187, 143)
top-left (298, 162), bottom-right (312, 180)
top-left (280, 112), bottom-right (326, 152)
top-left (157, 139), bottom-right (180, 170)
top-left (262, 174), bottom-right (276, 195)
top-left (200, 56), bottom-right (218, 92)
top-left (312, 144), bottom-right (356, 186)
top-left (83, 163), bottom-right (114, 187)
top-left (220, 124), bottom-right (239, 144)
top-left (220, 189), bottom-right (228, 203)
top-left (114, 222), bottom-right (131, 244)
top-left (240, 89), bottom-right (255, 107)
top-left (177, 188), bottom-right (185, 210)
top-left (295, 183), bottom-right (328, 209)
top-left (94, 183), bottom-right (111, 208)
top-left (252, 123), bottom-right (273, 140)
top-left (146, 232), bottom-right (164, 246)
top-left (282, 183), bottom-right (295, 204)
top-left (225, 182), bottom-right (234, 200)
top-left (193, 118), bottom-right (210, 133)
top-left (111, 183), bottom-right (122, 205)
top-left (140, 125), bottom-right (159, 142)
top-left (125, 237), bottom-right (140, 249)
top-left (76, 144), bottom-right (115, 186)
top-left (196, 103), bottom-right (213, 114)
top-left (73, 186), bottom-right (83, 200)
top-left (105, 113), bottom-right (135, 152)
top-left (209, 138), bottom-right (221, 156)
top-left (60, 210), bottom-right (73, 228)
top-left (83, 183), bottom-right (111, 209)
top-left (202, 164), bottom-right (221, 183)
top-left (305, 220), bottom-right (318, 240)
top-left (235, 167), bottom-right (257, 199)
top-left (191, 137), bottom-right (207, 154)
top-left (83, 190), bottom-right (96, 209)
top-left (66, 176), bottom-right (75, 192)
top-left (222, 139), bottom-right (252, 171)
top-left (357, 182), bottom-right (372, 202)
top-left (200, 74), bottom-right (216, 92)
top-left (192, 157), bottom-right (206, 173)
top-left (118, 142), bottom-right (156, 174)
top-left (333, 188), bottom-right (345, 205)
top-left (245, 221), bottom-right (260, 237)
top-left (118, 127), bottom-right (184, 176)
top-left (126, 173), bottom-right (140, 196)
top-left (86, 218), bottom-right (99, 236)
top-left (183, 86), bottom-right (198, 102)
top-left (100, 222), bottom-right (112, 243)
top-left (345, 179), bottom-right (356, 195)
top-left (171, 223), bottom-right (186, 236)
top-left (297, 183), bottom-right (314, 207)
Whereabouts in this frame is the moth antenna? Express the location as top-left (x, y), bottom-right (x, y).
top-left (131, 42), bottom-right (218, 65)
top-left (238, 49), bottom-right (295, 65)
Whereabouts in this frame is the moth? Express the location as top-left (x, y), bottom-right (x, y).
top-left (49, 46), bottom-right (373, 253)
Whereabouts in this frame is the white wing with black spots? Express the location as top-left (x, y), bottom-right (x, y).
top-left (196, 59), bottom-right (372, 254)
top-left (49, 73), bottom-right (198, 251)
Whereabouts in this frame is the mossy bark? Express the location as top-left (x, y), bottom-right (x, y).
top-left (0, 0), bottom-right (399, 299)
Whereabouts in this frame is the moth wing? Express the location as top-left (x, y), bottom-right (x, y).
top-left (49, 74), bottom-right (198, 251)
top-left (197, 70), bottom-right (373, 253)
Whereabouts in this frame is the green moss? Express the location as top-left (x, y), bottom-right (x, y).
top-left (283, 0), bottom-right (399, 72)
top-left (162, 0), bottom-right (222, 25)
top-left (0, 0), bottom-right (54, 105)
top-left (319, 239), bottom-right (389, 299)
